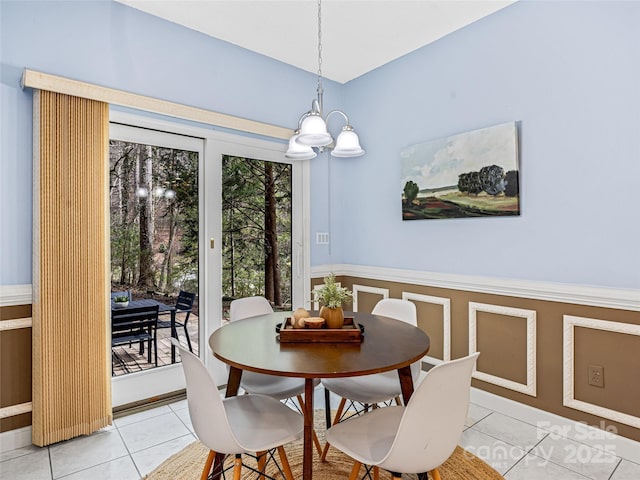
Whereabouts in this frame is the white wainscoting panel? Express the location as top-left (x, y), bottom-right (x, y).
top-left (0, 317), bottom-right (32, 331)
top-left (0, 316), bottom-right (34, 420)
top-left (469, 302), bottom-right (537, 397)
top-left (352, 284), bottom-right (389, 312)
top-left (402, 292), bottom-right (451, 365)
top-left (563, 315), bottom-right (640, 429)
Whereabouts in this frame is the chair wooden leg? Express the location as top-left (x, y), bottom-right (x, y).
top-left (394, 395), bottom-right (402, 406)
top-left (320, 440), bottom-right (331, 462)
top-left (333, 397), bottom-right (347, 424)
top-left (390, 473), bottom-right (402, 480)
top-left (201, 450), bottom-right (216, 480)
top-left (373, 465), bottom-right (379, 480)
top-left (277, 446), bottom-right (295, 480)
top-left (312, 428), bottom-right (322, 456)
top-left (257, 451), bottom-right (266, 480)
top-left (233, 454), bottom-right (242, 480)
top-left (430, 468), bottom-right (442, 480)
top-left (320, 397), bottom-right (347, 461)
top-left (348, 461), bottom-right (362, 480)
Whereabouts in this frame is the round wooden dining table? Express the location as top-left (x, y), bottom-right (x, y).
top-left (209, 310), bottom-right (430, 480)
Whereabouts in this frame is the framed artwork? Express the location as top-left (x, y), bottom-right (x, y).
top-left (401, 121), bottom-right (520, 220)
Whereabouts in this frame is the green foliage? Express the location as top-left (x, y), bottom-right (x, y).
top-left (504, 170), bottom-right (519, 197)
top-left (113, 295), bottom-right (129, 303)
top-left (109, 142), bottom-right (292, 303)
top-left (403, 180), bottom-right (419, 203)
top-left (109, 141), bottom-right (198, 296)
top-left (479, 165), bottom-right (505, 195)
top-left (467, 171), bottom-right (483, 194)
top-left (221, 155), bottom-right (292, 305)
top-left (459, 165), bottom-right (516, 197)
top-left (173, 150), bottom-right (200, 269)
top-left (110, 222), bottom-right (139, 283)
top-left (458, 172), bottom-right (482, 195)
top-left (312, 274), bottom-right (352, 308)
top-left (458, 173), bottom-right (470, 192)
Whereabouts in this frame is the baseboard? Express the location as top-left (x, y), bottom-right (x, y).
top-left (470, 387), bottom-right (640, 465)
top-left (0, 426), bottom-right (32, 454)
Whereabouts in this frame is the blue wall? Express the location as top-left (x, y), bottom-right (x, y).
top-left (0, 0), bottom-right (340, 285)
top-left (2, 1), bottom-right (639, 290)
top-left (318, 0), bottom-right (640, 290)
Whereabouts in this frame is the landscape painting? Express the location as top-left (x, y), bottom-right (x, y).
top-left (401, 122), bottom-right (520, 220)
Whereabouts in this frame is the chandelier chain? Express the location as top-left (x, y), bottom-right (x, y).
top-left (284, 0), bottom-right (363, 159)
top-left (316, 0), bottom-right (323, 97)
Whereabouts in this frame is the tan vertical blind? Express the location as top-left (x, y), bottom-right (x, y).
top-left (32, 90), bottom-right (112, 446)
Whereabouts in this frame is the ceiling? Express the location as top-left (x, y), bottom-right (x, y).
top-left (115, 0), bottom-right (516, 84)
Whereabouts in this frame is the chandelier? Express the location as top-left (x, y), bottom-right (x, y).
top-left (285, 0), bottom-right (365, 160)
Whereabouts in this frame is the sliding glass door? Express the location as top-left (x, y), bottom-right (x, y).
top-left (109, 122), bottom-right (203, 406)
top-left (108, 113), bottom-right (310, 398)
top-left (204, 134), bottom-right (310, 384)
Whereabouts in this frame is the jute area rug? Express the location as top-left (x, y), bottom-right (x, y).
top-left (144, 412), bottom-right (504, 480)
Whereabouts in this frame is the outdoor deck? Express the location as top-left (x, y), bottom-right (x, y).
top-left (111, 314), bottom-right (200, 376)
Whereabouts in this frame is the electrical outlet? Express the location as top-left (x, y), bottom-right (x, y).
top-left (588, 365), bottom-right (604, 388)
top-left (316, 232), bottom-right (330, 245)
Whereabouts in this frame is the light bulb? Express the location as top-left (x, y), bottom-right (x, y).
top-left (297, 114), bottom-right (332, 147)
top-left (331, 127), bottom-right (365, 157)
top-left (285, 132), bottom-right (317, 160)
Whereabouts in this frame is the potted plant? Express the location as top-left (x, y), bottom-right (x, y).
top-left (313, 273), bottom-right (352, 329)
top-left (112, 295), bottom-right (129, 308)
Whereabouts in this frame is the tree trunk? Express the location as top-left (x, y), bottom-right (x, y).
top-left (264, 163), bottom-right (281, 306)
top-left (138, 144), bottom-right (154, 290)
top-left (159, 202), bottom-right (176, 292)
top-left (119, 151), bottom-right (133, 285)
top-left (229, 205), bottom-right (235, 297)
top-left (116, 161), bottom-right (126, 284)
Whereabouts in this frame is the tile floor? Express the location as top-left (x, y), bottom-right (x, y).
top-left (2, 390), bottom-right (639, 480)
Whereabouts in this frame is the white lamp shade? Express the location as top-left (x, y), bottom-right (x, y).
top-left (331, 129), bottom-right (365, 157)
top-left (297, 114), bottom-right (332, 147)
top-left (284, 134), bottom-right (317, 160)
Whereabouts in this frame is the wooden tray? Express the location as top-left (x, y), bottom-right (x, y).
top-left (276, 317), bottom-right (363, 343)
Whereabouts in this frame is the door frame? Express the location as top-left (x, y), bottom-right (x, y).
top-left (204, 132), bottom-right (310, 384)
top-left (109, 110), bottom-right (310, 394)
top-left (109, 117), bottom-right (205, 407)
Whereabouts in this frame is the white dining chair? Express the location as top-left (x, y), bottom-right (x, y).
top-left (321, 298), bottom-right (423, 460)
top-left (229, 296), bottom-right (323, 454)
top-left (172, 339), bottom-right (302, 480)
top-left (325, 353), bottom-right (480, 480)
